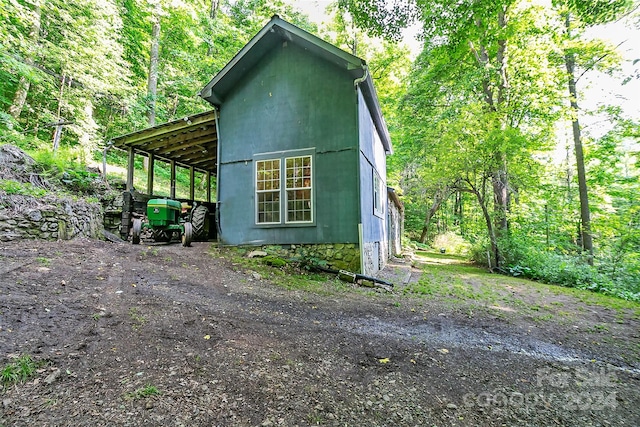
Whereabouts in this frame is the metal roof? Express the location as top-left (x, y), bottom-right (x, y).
top-left (110, 110), bottom-right (218, 174)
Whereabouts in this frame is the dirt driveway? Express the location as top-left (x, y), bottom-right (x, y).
top-left (1, 238), bottom-right (639, 426)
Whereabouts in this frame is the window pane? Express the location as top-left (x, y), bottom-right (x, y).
top-left (285, 156), bottom-right (311, 190)
top-left (257, 191), bottom-right (280, 223)
top-left (286, 189), bottom-right (311, 222)
top-left (284, 155), bottom-right (312, 223)
top-left (256, 158), bottom-right (281, 224)
top-left (256, 159), bottom-right (280, 195)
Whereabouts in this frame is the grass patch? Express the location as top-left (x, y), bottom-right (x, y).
top-left (129, 307), bottom-right (147, 329)
top-left (125, 384), bottom-right (160, 400)
top-left (37, 257), bottom-right (51, 266)
top-left (410, 252), bottom-right (640, 319)
top-left (1, 355), bottom-right (42, 385)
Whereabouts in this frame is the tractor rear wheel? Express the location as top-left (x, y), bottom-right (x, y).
top-left (182, 222), bottom-right (193, 247)
top-left (190, 205), bottom-right (209, 241)
top-left (132, 219), bottom-right (142, 245)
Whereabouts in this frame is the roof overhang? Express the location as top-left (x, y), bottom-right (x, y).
top-left (109, 110), bottom-right (218, 175)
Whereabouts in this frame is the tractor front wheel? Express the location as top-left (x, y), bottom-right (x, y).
top-left (132, 218), bottom-right (142, 245)
top-left (182, 222), bottom-right (193, 247)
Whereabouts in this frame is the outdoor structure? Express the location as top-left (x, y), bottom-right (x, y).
top-left (111, 16), bottom-right (402, 275)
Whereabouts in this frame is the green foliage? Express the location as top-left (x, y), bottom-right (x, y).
top-left (0, 179), bottom-right (47, 197)
top-left (1, 355), bottom-right (41, 385)
top-left (126, 384), bottom-right (160, 400)
top-left (500, 236), bottom-right (640, 302)
top-left (29, 148), bottom-right (103, 195)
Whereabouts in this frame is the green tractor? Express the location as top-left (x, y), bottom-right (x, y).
top-left (131, 198), bottom-right (193, 247)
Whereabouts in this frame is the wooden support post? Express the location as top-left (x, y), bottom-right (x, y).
top-left (126, 147), bottom-right (134, 191)
top-left (170, 160), bottom-right (176, 199)
top-left (147, 153), bottom-right (155, 196)
top-left (206, 171), bottom-right (211, 203)
top-left (189, 166), bottom-right (195, 201)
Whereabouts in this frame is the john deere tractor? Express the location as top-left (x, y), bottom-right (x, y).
top-left (131, 198), bottom-right (193, 247)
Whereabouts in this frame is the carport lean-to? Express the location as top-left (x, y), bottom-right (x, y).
top-left (105, 109), bottom-right (220, 241)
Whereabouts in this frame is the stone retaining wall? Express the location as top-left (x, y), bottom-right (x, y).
top-left (0, 195), bottom-right (103, 242)
top-left (260, 243), bottom-right (361, 272)
top-left (101, 191), bottom-right (125, 235)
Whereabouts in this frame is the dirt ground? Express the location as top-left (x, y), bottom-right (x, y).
top-left (0, 238), bottom-right (639, 427)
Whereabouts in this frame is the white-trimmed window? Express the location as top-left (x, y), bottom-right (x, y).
top-left (285, 156), bottom-right (312, 222)
top-left (256, 159), bottom-right (281, 224)
top-left (373, 170), bottom-right (383, 217)
top-left (255, 153), bottom-right (313, 225)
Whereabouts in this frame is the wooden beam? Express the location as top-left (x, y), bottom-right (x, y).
top-left (189, 166), bottom-right (195, 201)
top-left (127, 147), bottom-right (134, 191)
top-left (142, 127), bottom-right (215, 151)
top-left (188, 153), bottom-right (218, 166)
top-left (206, 171), bottom-right (211, 203)
top-left (170, 160), bottom-right (176, 199)
top-left (147, 153), bottom-right (155, 195)
top-left (112, 111), bottom-right (217, 147)
top-left (171, 146), bottom-right (216, 163)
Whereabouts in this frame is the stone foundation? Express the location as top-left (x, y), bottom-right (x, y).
top-left (0, 195), bottom-right (103, 242)
top-left (258, 243), bottom-right (361, 272)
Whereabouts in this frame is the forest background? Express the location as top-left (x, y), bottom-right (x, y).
top-left (0, 0), bottom-right (638, 301)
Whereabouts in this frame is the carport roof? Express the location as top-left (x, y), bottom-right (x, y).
top-left (109, 110), bottom-right (218, 174)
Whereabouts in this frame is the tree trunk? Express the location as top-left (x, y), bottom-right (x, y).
top-left (564, 13), bottom-right (594, 264)
top-left (492, 158), bottom-right (509, 236)
top-left (147, 2), bottom-right (161, 128)
top-left (9, 77), bottom-right (31, 120)
top-left (471, 7), bottom-right (510, 263)
top-left (470, 181), bottom-right (499, 271)
top-left (144, 1), bottom-right (162, 173)
top-left (419, 187), bottom-right (449, 243)
top-left (210, 0), bottom-right (219, 20)
top-left (8, 3), bottom-right (41, 120)
top-left (52, 75), bottom-right (66, 152)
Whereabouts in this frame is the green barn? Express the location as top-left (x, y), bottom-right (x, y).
top-left (112, 16), bottom-right (401, 275)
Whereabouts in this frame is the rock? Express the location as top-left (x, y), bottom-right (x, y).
top-left (44, 369), bottom-right (61, 384)
top-left (102, 229), bottom-right (124, 243)
top-left (247, 250), bottom-right (268, 258)
top-left (27, 210), bottom-right (43, 221)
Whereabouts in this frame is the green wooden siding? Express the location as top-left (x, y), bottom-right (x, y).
top-left (217, 42), bottom-right (362, 246)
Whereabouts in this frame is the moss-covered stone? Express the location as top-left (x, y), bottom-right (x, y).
top-left (261, 255), bottom-right (287, 268)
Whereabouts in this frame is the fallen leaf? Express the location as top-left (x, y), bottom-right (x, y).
top-left (437, 348), bottom-right (449, 354)
top-left (378, 358), bottom-right (390, 364)
top-left (204, 335), bottom-right (211, 340)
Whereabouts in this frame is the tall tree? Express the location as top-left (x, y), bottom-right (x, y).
top-left (7, 1), bottom-right (41, 121)
top-left (147, 0), bottom-right (161, 127)
top-left (553, 0), bottom-right (634, 263)
top-left (341, 0), bottom-right (561, 268)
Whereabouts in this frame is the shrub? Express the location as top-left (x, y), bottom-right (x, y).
top-left (500, 237), bottom-right (639, 302)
